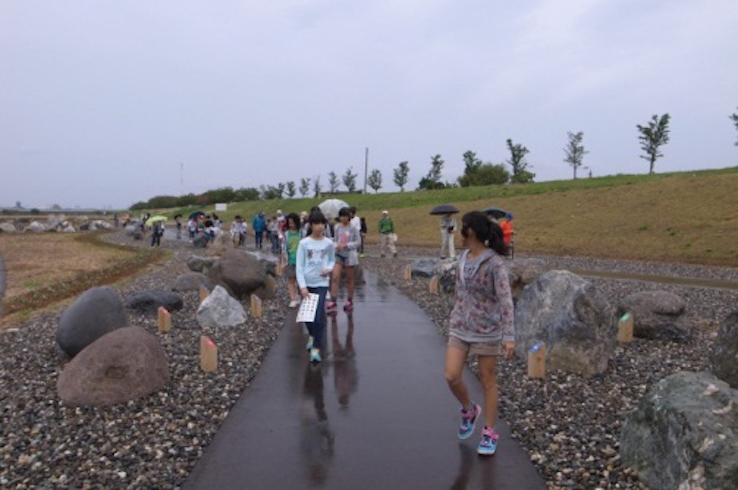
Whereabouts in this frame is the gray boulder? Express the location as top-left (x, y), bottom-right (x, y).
top-left (193, 235), bottom-right (209, 248)
top-left (23, 221), bottom-right (45, 233)
top-left (508, 258), bottom-right (546, 302)
top-left (132, 229), bottom-right (143, 240)
top-left (617, 290), bottom-right (689, 342)
top-left (187, 255), bottom-right (217, 273)
top-left (711, 310), bottom-right (738, 389)
top-left (57, 286), bottom-right (128, 357)
top-left (0, 223), bottom-right (16, 233)
top-left (57, 327), bottom-right (169, 407)
top-left (621, 371), bottom-right (738, 490)
top-left (206, 250), bottom-right (266, 300)
top-left (196, 285), bottom-right (247, 328)
top-left (172, 272), bottom-right (212, 292)
top-left (514, 270), bottom-right (617, 377)
top-left (245, 250), bottom-right (279, 277)
top-left (62, 225), bottom-right (76, 233)
top-left (435, 259), bottom-right (458, 293)
top-left (124, 289), bottom-right (183, 313)
top-left (410, 258), bottom-right (440, 278)
top-left (124, 225), bottom-right (137, 236)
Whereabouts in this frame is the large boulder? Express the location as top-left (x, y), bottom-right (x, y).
top-left (57, 327), bottom-right (170, 407)
top-left (508, 258), bottom-right (546, 302)
top-left (711, 310), bottom-right (738, 389)
top-left (124, 224), bottom-right (137, 236)
top-left (187, 255), bottom-right (217, 273)
top-left (206, 250), bottom-right (266, 300)
top-left (172, 272), bottom-right (212, 292)
top-left (245, 250), bottom-right (279, 277)
top-left (124, 289), bottom-right (184, 313)
top-left (0, 223), bottom-right (16, 233)
top-left (621, 371), bottom-right (738, 490)
top-left (196, 285), bottom-right (247, 328)
top-left (0, 253), bottom-right (5, 317)
top-left (193, 235), bottom-right (209, 248)
top-left (410, 258), bottom-right (440, 278)
top-left (514, 270), bottom-right (617, 377)
top-left (23, 221), bottom-right (45, 233)
top-left (617, 290), bottom-right (689, 342)
top-left (254, 274), bottom-right (279, 300)
top-left (57, 286), bottom-right (128, 357)
top-left (132, 229), bottom-right (143, 240)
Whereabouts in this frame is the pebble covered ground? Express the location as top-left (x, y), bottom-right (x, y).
top-left (0, 232), bottom-right (291, 489)
top-left (1, 233), bottom-right (736, 489)
top-left (361, 245), bottom-right (738, 489)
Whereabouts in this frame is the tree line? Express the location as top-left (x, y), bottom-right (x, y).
top-left (130, 110), bottom-right (738, 210)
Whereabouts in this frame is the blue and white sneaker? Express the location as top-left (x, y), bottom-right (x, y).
top-left (306, 336), bottom-right (314, 351)
top-left (310, 348), bottom-right (322, 363)
top-left (477, 426), bottom-right (499, 456)
top-left (458, 403), bottom-right (481, 440)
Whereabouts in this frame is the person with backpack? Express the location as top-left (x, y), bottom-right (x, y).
top-left (444, 211), bottom-right (514, 456)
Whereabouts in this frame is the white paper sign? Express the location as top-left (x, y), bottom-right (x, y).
top-left (296, 294), bottom-right (319, 323)
top-left (215, 203), bottom-right (227, 212)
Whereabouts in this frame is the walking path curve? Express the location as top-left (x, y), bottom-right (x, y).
top-left (185, 270), bottom-right (544, 489)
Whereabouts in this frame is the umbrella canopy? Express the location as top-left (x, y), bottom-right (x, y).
top-left (429, 204), bottom-right (459, 215)
top-left (189, 211), bottom-right (205, 220)
top-left (483, 207), bottom-right (508, 219)
top-left (145, 215), bottom-right (168, 226)
top-left (318, 199), bottom-right (350, 219)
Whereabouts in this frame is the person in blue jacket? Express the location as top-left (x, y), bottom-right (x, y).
top-left (252, 212), bottom-right (266, 249)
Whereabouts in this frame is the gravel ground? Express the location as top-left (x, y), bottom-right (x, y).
top-left (1, 233), bottom-right (736, 489)
top-left (0, 231), bottom-right (291, 489)
top-left (362, 244), bottom-right (738, 490)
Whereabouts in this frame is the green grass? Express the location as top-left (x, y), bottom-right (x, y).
top-left (154, 167), bottom-right (738, 221)
top-left (141, 166), bottom-right (738, 266)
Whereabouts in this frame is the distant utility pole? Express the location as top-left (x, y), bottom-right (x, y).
top-left (363, 147), bottom-right (369, 194)
top-left (180, 162), bottom-right (184, 195)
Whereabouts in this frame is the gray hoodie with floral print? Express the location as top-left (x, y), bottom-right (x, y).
top-left (448, 249), bottom-right (515, 343)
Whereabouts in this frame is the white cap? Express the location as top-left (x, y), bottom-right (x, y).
top-left (382, 210), bottom-right (389, 214)
top-left (277, 209), bottom-right (282, 214)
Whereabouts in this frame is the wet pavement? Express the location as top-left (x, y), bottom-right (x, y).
top-left (185, 271), bottom-right (545, 489)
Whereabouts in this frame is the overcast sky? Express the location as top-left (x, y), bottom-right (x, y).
top-left (1, 0), bottom-right (737, 209)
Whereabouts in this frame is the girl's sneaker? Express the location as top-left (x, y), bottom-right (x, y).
top-left (310, 348), bottom-right (322, 363)
top-left (289, 299), bottom-right (299, 308)
top-left (477, 426), bottom-right (499, 456)
top-left (343, 299), bottom-right (353, 312)
top-left (326, 301), bottom-right (338, 312)
top-left (458, 403), bottom-right (481, 440)
top-left (306, 336), bottom-right (314, 351)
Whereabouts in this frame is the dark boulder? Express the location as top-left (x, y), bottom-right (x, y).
top-left (621, 371), bottom-right (738, 490)
top-left (57, 286), bottom-right (128, 357)
top-left (617, 290), bottom-right (689, 342)
top-left (124, 289), bottom-right (184, 313)
top-left (711, 310), bottom-right (738, 389)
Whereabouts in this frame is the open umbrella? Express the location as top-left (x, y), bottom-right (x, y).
top-left (483, 207), bottom-right (508, 219)
top-left (145, 215), bottom-right (168, 226)
top-left (429, 204), bottom-right (459, 215)
top-left (188, 211), bottom-right (205, 220)
top-left (319, 199), bottom-right (349, 219)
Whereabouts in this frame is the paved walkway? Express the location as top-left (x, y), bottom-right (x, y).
top-left (185, 270), bottom-right (545, 489)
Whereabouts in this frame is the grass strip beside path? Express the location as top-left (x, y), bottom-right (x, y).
top-left (2, 232), bottom-right (167, 319)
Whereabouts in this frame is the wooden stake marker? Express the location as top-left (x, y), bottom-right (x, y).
top-left (157, 307), bottom-right (171, 333)
top-left (618, 312), bottom-right (634, 342)
top-left (527, 342), bottom-right (547, 379)
top-left (429, 275), bottom-right (439, 295)
top-left (200, 336), bottom-right (218, 372)
top-left (199, 286), bottom-right (209, 303)
top-left (250, 294), bottom-right (263, 318)
top-left (403, 265), bottom-right (412, 282)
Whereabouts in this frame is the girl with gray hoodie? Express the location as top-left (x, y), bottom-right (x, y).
top-left (445, 211), bottom-right (515, 456)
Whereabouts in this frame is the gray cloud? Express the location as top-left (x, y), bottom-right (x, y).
top-left (1, 0), bottom-right (736, 208)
